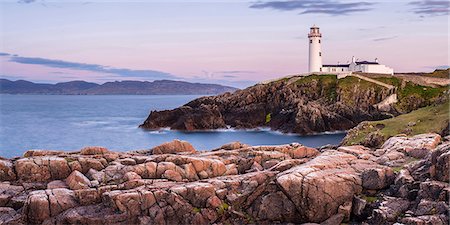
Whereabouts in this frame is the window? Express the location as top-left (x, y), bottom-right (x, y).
top-left (319, 52), bottom-right (321, 56)
top-left (310, 40), bottom-right (312, 43)
top-left (319, 40), bottom-right (321, 43)
top-left (342, 68), bottom-right (344, 72)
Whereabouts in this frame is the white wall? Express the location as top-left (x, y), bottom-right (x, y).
top-left (349, 62), bottom-right (394, 75)
top-left (363, 64), bottom-right (394, 75)
top-left (322, 66), bottom-right (349, 73)
top-left (309, 37), bottom-right (322, 72)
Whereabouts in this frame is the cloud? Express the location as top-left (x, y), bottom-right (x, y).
top-left (216, 70), bottom-right (257, 74)
top-left (425, 65), bottom-right (450, 70)
top-left (223, 75), bottom-right (238, 78)
top-left (373, 36), bottom-right (398, 42)
top-left (18, 0), bottom-right (36, 3)
top-left (409, 0), bottom-right (449, 16)
top-left (249, 0), bottom-right (375, 15)
top-left (8, 54), bottom-right (177, 80)
top-left (0, 52), bottom-right (11, 56)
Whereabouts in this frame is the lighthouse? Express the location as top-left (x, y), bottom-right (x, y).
top-left (308, 25), bottom-right (322, 73)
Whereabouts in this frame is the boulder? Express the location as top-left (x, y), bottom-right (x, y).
top-left (250, 191), bottom-right (298, 222)
top-left (369, 197), bottom-right (410, 224)
top-left (24, 191), bottom-right (50, 223)
top-left (24, 189), bottom-right (78, 224)
top-left (78, 157), bottom-right (106, 173)
top-left (430, 142), bottom-right (450, 182)
top-left (123, 172), bottom-right (141, 182)
top-left (80, 146), bottom-right (109, 155)
top-left (0, 159), bottom-right (16, 181)
top-left (417, 181), bottom-right (448, 201)
top-left (361, 167), bottom-right (395, 190)
top-left (0, 183), bottom-right (24, 207)
top-left (381, 133), bottom-right (441, 158)
top-left (0, 207), bottom-right (22, 224)
top-left (163, 170), bottom-right (183, 182)
top-left (74, 188), bottom-right (100, 205)
top-left (23, 150), bottom-right (64, 157)
top-left (401, 215), bottom-right (448, 225)
top-left (15, 157), bottom-right (71, 182)
top-left (215, 141), bottom-right (249, 150)
top-left (66, 170), bottom-right (91, 190)
top-left (151, 140), bottom-right (196, 155)
top-left (47, 180), bottom-right (69, 189)
top-left (276, 151), bottom-right (363, 223)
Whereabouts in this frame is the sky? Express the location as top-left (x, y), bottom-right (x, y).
top-left (0, 0), bottom-right (448, 88)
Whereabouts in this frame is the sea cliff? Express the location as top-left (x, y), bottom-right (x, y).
top-left (0, 134), bottom-right (448, 224)
top-left (140, 74), bottom-right (448, 134)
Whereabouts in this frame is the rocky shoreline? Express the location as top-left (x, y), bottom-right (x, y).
top-left (140, 75), bottom-right (395, 134)
top-left (140, 74), bottom-right (448, 135)
top-left (0, 134), bottom-right (448, 224)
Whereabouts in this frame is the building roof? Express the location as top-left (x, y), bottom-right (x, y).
top-left (323, 64), bottom-right (350, 67)
top-left (356, 61), bottom-right (379, 65)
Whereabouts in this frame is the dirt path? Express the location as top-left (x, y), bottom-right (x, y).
top-left (351, 74), bottom-right (395, 90)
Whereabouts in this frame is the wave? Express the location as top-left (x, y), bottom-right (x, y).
top-left (142, 126), bottom-right (346, 136)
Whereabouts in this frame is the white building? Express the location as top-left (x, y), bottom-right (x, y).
top-left (308, 26), bottom-right (394, 75)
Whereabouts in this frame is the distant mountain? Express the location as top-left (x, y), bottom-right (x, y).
top-left (0, 79), bottom-right (238, 95)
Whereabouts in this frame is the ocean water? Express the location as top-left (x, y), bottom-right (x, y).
top-left (0, 95), bottom-right (346, 158)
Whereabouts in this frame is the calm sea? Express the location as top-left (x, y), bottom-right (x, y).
top-left (0, 95), bottom-right (346, 158)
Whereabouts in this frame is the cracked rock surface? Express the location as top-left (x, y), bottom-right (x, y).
top-left (0, 136), bottom-right (448, 225)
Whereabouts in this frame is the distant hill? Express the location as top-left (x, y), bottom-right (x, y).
top-left (0, 79), bottom-right (238, 95)
top-left (397, 68), bottom-right (450, 79)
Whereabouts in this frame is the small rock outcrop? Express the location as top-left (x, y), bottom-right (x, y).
top-left (0, 134), bottom-right (448, 224)
top-left (151, 139), bottom-right (197, 154)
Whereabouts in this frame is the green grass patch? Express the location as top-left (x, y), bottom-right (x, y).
top-left (362, 195), bottom-right (378, 203)
top-left (423, 69), bottom-right (450, 79)
top-left (399, 81), bottom-right (447, 101)
top-left (265, 113), bottom-right (271, 124)
top-left (217, 202), bottom-right (229, 215)
top-left (372, 101), bottom-right (448, 136)
top-left (64, 157), bottom-right (76, 163)
top-left (374, 76), bottom-right (448, 112)
top-left (374, 76), bottom-right (402, 87)
top-left (294, 74), bottom-right (337, 85)
top-left (294, 74), bottom-right (338, 101)
top-left (192, 207), bottom-right (201, 213)
top-left (392, 166), bottom-right (403, 173)
top-left (344, 101), bottom-right (449, 146)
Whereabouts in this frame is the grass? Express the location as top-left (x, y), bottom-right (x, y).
top-left (294, 74), bottom-right (339, 101)
top-left (64, 157), bottom-right (76, 163)
top-left (344, 101), bottom-right (449, 146)
top-left (392, 166), bottom-right (403, 173)
top-left (192, 207), bottom-right (201, 213)
top-left (423, 68), bottom-right (449, 79)
top-left (373, 76), bottom-right (448, 112)
top-left (362, 195), bottom-right (378, 203)
top-left (398, 81), bottom-right (447, 101)
top-left (265, 113), bottom-right (271, 124)
top-left (217, 202), bottom-right (229, 215)
top-left (373, 76), bottom-right (402, 87)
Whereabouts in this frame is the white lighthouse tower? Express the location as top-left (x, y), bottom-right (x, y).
top-left (308, 25), bottom-right (322, 73)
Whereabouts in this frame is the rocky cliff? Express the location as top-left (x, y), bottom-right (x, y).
top-left (0, 134), bottom-right (448, 224)
top-left (141, 75), bottom-right (398, 134)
